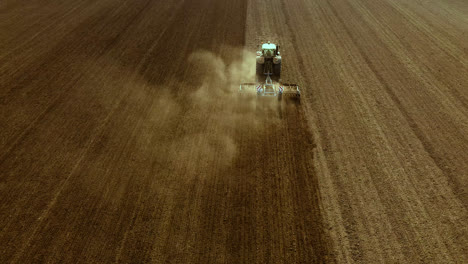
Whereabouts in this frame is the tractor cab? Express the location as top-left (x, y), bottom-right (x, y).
top-left (261, 42), bottom-right (277, 58)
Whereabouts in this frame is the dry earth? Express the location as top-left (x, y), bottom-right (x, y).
top-left (0, 0), bottom-right (467, 263)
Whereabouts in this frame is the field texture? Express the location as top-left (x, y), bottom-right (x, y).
top-left (1, 0), bottom-right (467, 263)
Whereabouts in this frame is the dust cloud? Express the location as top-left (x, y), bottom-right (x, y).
top-left (80, 47), bottom-right (270, 172)
top-left (164, 48), bottom-right (260, 169)
top-left (112, 46), bottom-right (285, 175)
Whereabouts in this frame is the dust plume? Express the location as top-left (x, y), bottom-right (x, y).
top-left (164, 48), bottom-right (260, 169)
top-left (80, 47), bottom-right (267, 174)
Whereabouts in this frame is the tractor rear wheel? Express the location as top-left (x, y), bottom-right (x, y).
top-left (273, 63), bottom-right (282, 77)
top-left (256, 63), bottom-right (263, 77)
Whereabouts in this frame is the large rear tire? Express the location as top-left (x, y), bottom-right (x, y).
top-left (273, 63), bottom-right (281, 77)
top-left (256, 63), bottom-right (263, 78)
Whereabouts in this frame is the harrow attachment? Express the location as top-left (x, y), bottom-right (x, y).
top-left (239, 75), bottom-right (300, 100)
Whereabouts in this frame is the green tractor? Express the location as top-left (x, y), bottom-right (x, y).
top-left (256, 41), bottom-right (282, 79)
top-left (239, 41), bottom-right (300, 100)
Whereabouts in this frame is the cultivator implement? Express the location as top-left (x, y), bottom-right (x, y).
top-left (239, 75), bottom-right (300, 100)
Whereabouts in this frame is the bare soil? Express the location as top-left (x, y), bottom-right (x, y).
top-left (1, 0), bottom-right (467, 263)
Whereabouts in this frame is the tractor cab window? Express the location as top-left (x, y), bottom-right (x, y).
top-left (263, 49), bottom-right (275, 57)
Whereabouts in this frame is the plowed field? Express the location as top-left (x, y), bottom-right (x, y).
top-left (1, 0), bottom-right (467, 262)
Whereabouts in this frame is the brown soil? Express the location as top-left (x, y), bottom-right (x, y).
top-left (1, 0), bottom-right (467, 263)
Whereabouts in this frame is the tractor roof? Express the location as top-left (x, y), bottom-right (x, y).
top-left (262, 43), bottom-right (276, 50)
